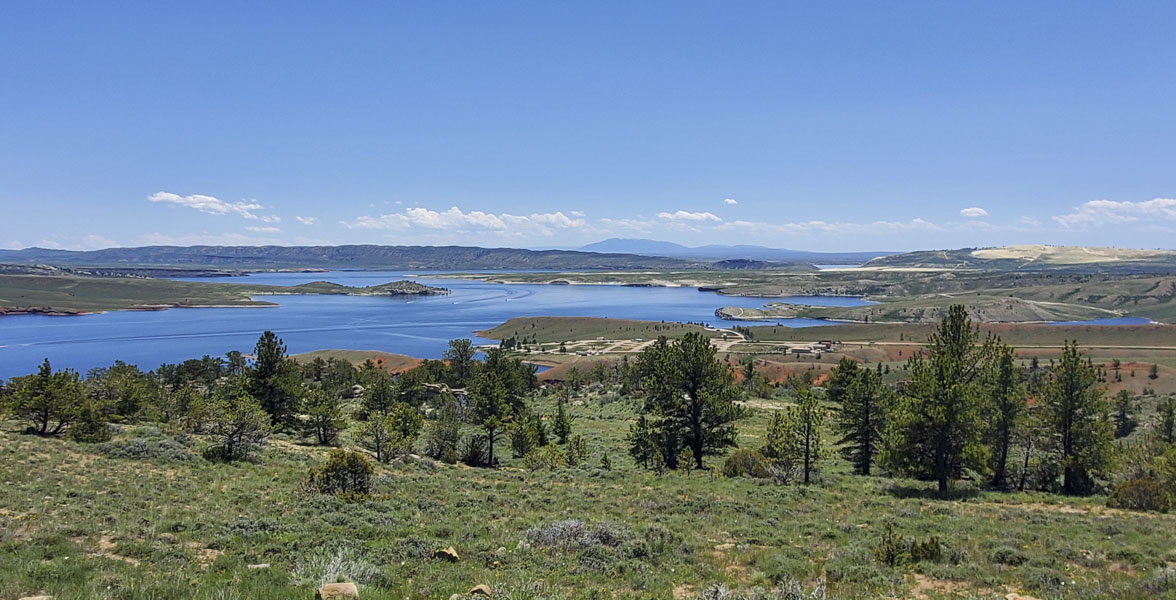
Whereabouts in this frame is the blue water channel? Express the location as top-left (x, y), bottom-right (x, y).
top-left (0, 271), bottom-right (869, 378)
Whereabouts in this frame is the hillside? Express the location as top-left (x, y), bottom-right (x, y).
top-left (580, 238), bottom-right (894, 263)
top-left (0, 245), bottom-right (710, 271)
top-left (0, 275), bottom-right (448, 315)
top-left (866, 245), bottom-right (1176, 273)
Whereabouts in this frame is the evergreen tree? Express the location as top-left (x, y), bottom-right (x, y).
top-left (986, 342), bottom-right (1025, 488)
top-left (470, 373), bottom-right (510, 467)
top-left (424, 394), bottom-right (462, 463)
top-left (638, 333), bottom-right (746, 470)
top-left (444, 338), bottom-right (478, 387)
top-left (552, 398), bottom-right (572, 444)
top-left (792, 384), bottom-right (825, 484)
top-left (358, 415), bottom-right (396, 463)
top-left (883, 305), bottom-right (995, 493)
top-left (1113, 390), bottom-right (1137, 439)
top-left (206, 377), bottom-right (271, 461)
top-left (627, 414), bottom-right (657, 469)
top-left (301, 387), bottom-right (345, 445)
top-left (361, 375), bottom-right (397, 418)
top-left (1157, 397), bottom-right (1176, 445)
top-left (1043, 341), bottom-right (1113, 495)
top-left (8, 359), bottom-right (83, 435)
top-left (247, 331), bottom-right (301, 429)
top-left (828, 357), bottom-right (889, 476)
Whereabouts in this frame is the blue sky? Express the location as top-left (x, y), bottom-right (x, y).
top-left (2, 2), bottom-right (1174, 252)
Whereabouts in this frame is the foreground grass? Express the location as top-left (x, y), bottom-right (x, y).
top-left (2, 393), bottom-right (1175, 599)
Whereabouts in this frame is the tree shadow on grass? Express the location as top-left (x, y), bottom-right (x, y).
top-left (886, 483), bottom-right (981, 501)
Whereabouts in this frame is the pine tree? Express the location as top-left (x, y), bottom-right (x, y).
top-left (1113, 390), bottom-right (1137, 439)
top-left (792, 384), bottom-right (824, 484)
top-left (247, 331), bottom-right (301, 429)
top-left (361, 375), bottom-right (397, 418)
top-left (1157, 397), bottom-right (1176, 445)
top-left (986, 342), bottom-right (1025, 489)
top-left (883, 305), bottom-right (995, 493)
top-left (1044, 341), bottom-right (1113, 495)
top-left (206, 377), bottom-right (271, 461)
top-left (637, 333), bottom-right (746, 470)
top-left (301, 387), bottom-right (345, 445)
top-left (828, 357), bottom-right (889, 475)
top-left (9, 359), bottom-right (84, 435)
top-left (444, 338), bottom-right (478, 387)
top-left (552, 398), bottom-right (572, 444)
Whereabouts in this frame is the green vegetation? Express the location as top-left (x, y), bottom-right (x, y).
top-left (0, 274), bottom-right (447, 315)
top-left (3, 316), bottom-right (1176, 598)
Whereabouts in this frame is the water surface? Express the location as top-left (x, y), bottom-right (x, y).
top-left (0, 271), bottom-right (862, 378)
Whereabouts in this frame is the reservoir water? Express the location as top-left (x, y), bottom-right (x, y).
top-left (0, 271), bottom-right (867, 379)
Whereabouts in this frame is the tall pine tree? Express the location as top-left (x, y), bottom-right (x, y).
top-left (883, 305), bottom-right (995, 493)
top-left (828, 358), bottom-right (890, 475)
top-left (1044, 341), bottom-right (1113, 495)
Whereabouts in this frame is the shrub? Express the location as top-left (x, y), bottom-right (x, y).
top-left (523, 519), bottom-right (634, 551)
top-left (460, 434), bottom-right (488, 467)
top-left (723, 448), bottom-right (771, 478)
top-left (873, 523), bottom-right (947, 566)
top-left (1107, 477), bottom-right (1172, 513)
top-left (305, 449), bottom-right (374, 498)
top-left (525, 444), bottom-right (566, 471)
top-left (93, 437), bottom-right (198, 462)
top-left (69, 401), bottom-right (112, 443)
top-left (990, 545), bottom-right (1028, 566)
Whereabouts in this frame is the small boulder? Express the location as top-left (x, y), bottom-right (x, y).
top-left (469, 584), bottom-right (492, 596)
top-left (19, 596), bottom-right (53, 600)
top-left (316, 582), bottom-right (359, 599)
top-left (434, 546), bottom-right (460, 562)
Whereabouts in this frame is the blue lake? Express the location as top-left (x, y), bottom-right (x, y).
top-left (0, 271), bottom-right (867, 379)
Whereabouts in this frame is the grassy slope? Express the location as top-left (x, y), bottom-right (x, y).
top-left (3, 389), bottom-right (1175, 600)
top-left (479, 316), bottom-right (725, 344)
top-left (0, 275), bottom-right (446, 314)
top-left (291, 349), bottom-right (423, 373)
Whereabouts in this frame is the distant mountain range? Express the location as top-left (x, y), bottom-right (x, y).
top-left (578, 238), bottom-right (896, 263)
top-left (0, 245), bottom-right (720, 271)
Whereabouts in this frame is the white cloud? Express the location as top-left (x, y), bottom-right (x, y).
top-left (723, 198), bottom-right (738, 205)
top-left (147, 191), bottom-right (280, 222)
top-left (295, 216), bottom-right (318, 225)
top-left (245, 226), bottom-right (282, 233)
top-left (656, 210), bottom-right (722, 222)
top-left (345, 206), bottom-right (586, 238)
top-left (1053, 198), bottom-right (1176, 229)
top-left (570, 210), bottom-right (586, 217)
top-left (960, 207), bottom-right (988, 218)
